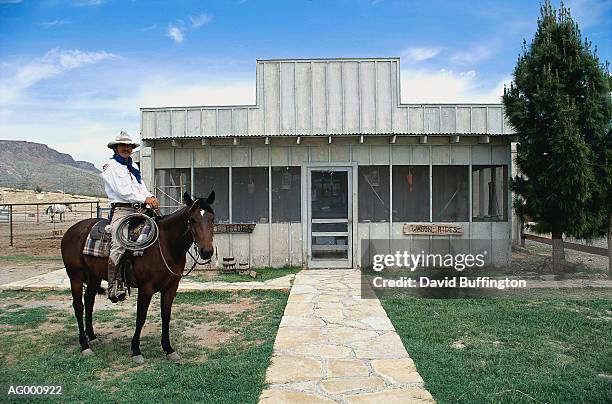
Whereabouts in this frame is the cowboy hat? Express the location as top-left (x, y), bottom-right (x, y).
top-left (107, 131), bottom-right (140, 149)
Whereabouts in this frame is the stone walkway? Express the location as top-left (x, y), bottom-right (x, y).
top-left (0, 268), bottom-right (294, 292)
top-left (259, 269), bottom-right (434, 404)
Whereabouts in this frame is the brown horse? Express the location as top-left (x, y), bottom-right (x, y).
top-left (61, 191), bottom-right (215, 363)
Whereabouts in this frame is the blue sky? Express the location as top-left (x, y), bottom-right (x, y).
top-left (1, 0), bottom-right (610, 169)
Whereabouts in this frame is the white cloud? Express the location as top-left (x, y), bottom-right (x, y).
top-left (566, 0), bottom-right (612, 28)
top-left (189, 13), bottom-right (212, 29)
top-left (72, 0), bottom-right (103, 6)
top-left (0, 0), bottom-right (23, 4)
top-left (401, 47), bottom-right (441, 63)
top-left (449, 45), bottom-right (494, 65)
top-left (38, 19), bottom-right (68, 28)
top-left (167, 26), bottom-right (184, 43)
top-left (0, 48), bottom-right (119, 104)
top-left (400, 68), bottom-right (510, 103)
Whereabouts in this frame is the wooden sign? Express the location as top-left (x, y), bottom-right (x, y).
top-left (403, 223), bottom-right (464, 236)
top-left (213, 223), bottom-right (256, 233)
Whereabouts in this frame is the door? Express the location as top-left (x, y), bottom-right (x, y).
top-left (307, 167), bottom-right (353, 268)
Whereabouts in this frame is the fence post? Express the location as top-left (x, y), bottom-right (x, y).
top-left (36, 205), bottom-right (39, 223)
top-left (96, 201), bottom-right (100, 218)
top-left (90, 202), bottom-right (93, 219)
top-left (9, 205), bottom-right (13, 247)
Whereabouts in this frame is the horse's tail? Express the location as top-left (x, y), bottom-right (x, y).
top-left (45, 206), bottom-right (51, 214)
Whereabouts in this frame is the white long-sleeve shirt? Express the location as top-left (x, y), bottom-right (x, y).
top-left (100, 159), bottom-right (153, 204)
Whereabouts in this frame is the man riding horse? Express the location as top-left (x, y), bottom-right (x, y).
top-left (100, 131), bottom-right (160, 302)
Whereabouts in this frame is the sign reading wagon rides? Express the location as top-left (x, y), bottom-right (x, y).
top-left (139, 57), bottom-right (515, 269)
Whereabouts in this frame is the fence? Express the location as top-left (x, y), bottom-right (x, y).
top-left (0, 201), bottom-right (106, 248)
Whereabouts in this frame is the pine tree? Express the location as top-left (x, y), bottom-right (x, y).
top-left (503, 0), bottom-right (612, 273)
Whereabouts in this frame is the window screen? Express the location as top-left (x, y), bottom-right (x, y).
top-left (232, 167), bottom-right (269, 223)
top-left (272, 166), bottom-right (301, 222)
top-left (472, 165), bottom-right (508, 221)
top-left (194, 168), bottom-right (229, 223)
top-left (358, 166), bottom-right (390, 222)
top-left (432, 166), bottom-right (469, 222)
top-left (392, 166), bottom-right (430, 222)
top-left (154, 168), bottom-right (191, 214)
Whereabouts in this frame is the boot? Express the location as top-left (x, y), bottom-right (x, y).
top-left (108, 261), bottom-right (126, 303)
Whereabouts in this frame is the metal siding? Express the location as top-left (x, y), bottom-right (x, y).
top-left (431, 145), bottom-right (450, 165)
top-left (327, 62), bottom-right (343, 134)
top-left (155, 149), bottom-right (172, 168)
top-left (194, 148), bottom-right (210, 167)
top-left (211, 147), bottom-right (230, 166)
top-left (370, 146), bottom-right (390, 165)
top-left (217, 110), bottom-right (232, 136)
top-left (488, 107), bottom-right (503, 134)
top-left (351, 145), bottom-right (370, 164)
top-left (360, 62), bottom-right (376, 133)
top-left (202, 109), bottom-right (217, 136)
top-left (232, 147), bottom-right (250, 167)
top-left (456, 107), bottom-right (471, 133)
top-left (471, 145), bottom-right (492, 165)
top-left (271, 224), bottom-right (290, 266)
top-left (213, 234), bottom-right (230, 269)
top-left (142, 112), bottom-right (156, 138)
top-left (251, 146), bottom-right (269, 166)
top-left (295, 63), bottom-right (312, 135)
top-left (491, 145), bottom-right (509, 165)
top-left (391, 145), bottom-right (411, 164)
top-left (310, 145), bottom-right (329, 162)
top-left (264, 62), bottom-right (280, 135)
top-left (393, 107), bottom-right (409, 133)
top-left (376, 61), bottom-right (392, 133)
top-left (174, 149), bottom-right (192, 168)
top-left (424, 107), bottom-right (440, 133)
top-left (440, 107), bottom-right (455, 133)
top-left (412, 145), bottom-right (430, 164)
top-left (330, 145), bottom-right (350, 161)
top-left (472, 107), bottom-right (487, 133)
top-left (492, 222), bottom-right (511, 266)
top-left (281, 63), bottom-right (295, 134)
top-left (409, 107), bottom-right (424, 133)
top-left (271, 146), bottom-right (289, 166)
top-left (186, 110), bottom-right (201, 137)
top-left (357, 223), bottom-right (371, 268)
top-left (232, 234), bottom-right (250, 266)
top-left (450, 146), bottom-right (470, 165)
top-left (156, 111), bottom-right (171, 137)
top-left (343, 62), bottom-right (360, 133)
top-left (291, 146), bottom-right (309, 163)
top-left (233, 108), bottom-right (248, 135)
top-left (311, 63), bottom-right (327, 134)
top-left (290, 222), bottom-right (303, 266)
top-left (251, 224), bottom-right (269, 267)
top-left (248, 108), bottom-right (263, 135)
top-left (172, 110), bottom-right (186, 137)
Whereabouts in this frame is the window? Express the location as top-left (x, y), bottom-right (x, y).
top-left (432, 166), bottom-right (469, 222)
top-left (194, 168), bottom-right (229, 223)
top-left (232, 167), bottom-right (269, 223)
top-left (472, 165), bottom-right (508, 221)
top-left (358, 166), bottom-right (390, 222)
top-left (154, 169), bottom-right (190, 214)
top-left (272, 166), bottom-right (301, 222)
top-left (392, 166), bottom-right (430, 222)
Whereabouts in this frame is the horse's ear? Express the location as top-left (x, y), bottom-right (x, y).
top-left (183, 192), bottom-right (194, 206)
top-left (206, 190), bottom-right (215, 205)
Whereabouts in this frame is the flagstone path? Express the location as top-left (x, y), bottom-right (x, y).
top-left (258, 269), bottom-right (434, 403)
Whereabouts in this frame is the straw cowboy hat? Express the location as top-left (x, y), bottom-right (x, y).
top-left (107, 131), bottom-right (140, 149)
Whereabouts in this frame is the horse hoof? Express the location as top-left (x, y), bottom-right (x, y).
top-left (132, 354), bottom-right (145, 365)
top-left (81, 348), bottom-right (94, 357)
top-left (166, 352), bottom-right (181, 362)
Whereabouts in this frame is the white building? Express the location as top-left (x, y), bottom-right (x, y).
top-left (139, 57), bottom-right (515, 269)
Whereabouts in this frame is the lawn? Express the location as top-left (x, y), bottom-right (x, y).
top-left (381, 291), bottom-right (612, 404)
top-left (0, 289), bottom-right (288, 403)
top-left (186, 265), bottom-right (300, 283)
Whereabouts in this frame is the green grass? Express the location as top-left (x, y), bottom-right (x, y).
top-left (0, 289), bottom-right (288, 403)
top-left (186, 265), bottom-right (300, 283)
top-left (381, 293), bottom-right (612, 404)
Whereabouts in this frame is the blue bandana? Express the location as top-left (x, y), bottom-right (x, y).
top-left (112, 153), bottom-right (142, 184)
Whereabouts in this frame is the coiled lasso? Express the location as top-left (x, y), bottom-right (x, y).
top-left (112, 213), bottom-right (159, 251)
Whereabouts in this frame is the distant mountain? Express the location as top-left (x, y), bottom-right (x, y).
top-left (0, 140), bottom-right (105, 196)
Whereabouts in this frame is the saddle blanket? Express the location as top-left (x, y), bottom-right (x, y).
top-left (83, 221), bottom-right (153, 258)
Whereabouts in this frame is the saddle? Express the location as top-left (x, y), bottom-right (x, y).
top-left (89, 219), bottom-right (110, 241)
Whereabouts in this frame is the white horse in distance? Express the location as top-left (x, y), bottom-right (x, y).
top-left (46, 204), bottom-right (72, 223)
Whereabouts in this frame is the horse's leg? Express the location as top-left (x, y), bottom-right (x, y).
top-left (69, 274), bottom-right (92, 356)
top-left (160, 285), bottom-right (180, 361)
top-left (84, 276), bottom-right (101, 342)
top-left (130, 286), bottom-right (153, 363)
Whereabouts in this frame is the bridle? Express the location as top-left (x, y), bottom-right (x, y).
top-left (158, 201), bottom-right (213, 278)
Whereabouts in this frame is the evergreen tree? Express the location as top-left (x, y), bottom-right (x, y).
top-left (503, 0), bottom-right (612, 273)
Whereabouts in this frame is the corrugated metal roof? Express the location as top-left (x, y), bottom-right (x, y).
top-left (141, 58), bottom-right (514, 140)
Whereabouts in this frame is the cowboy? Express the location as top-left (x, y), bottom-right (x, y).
top-left (100, 131), bottom-right (159, 302)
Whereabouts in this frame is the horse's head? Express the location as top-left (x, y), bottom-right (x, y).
top-left (183, 191), bottom-right (215, 260)
top-left (65, 204), bottom-right (72, 212)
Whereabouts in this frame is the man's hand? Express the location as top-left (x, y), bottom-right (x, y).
top-left (145, 196), bottom-right (159, 209)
